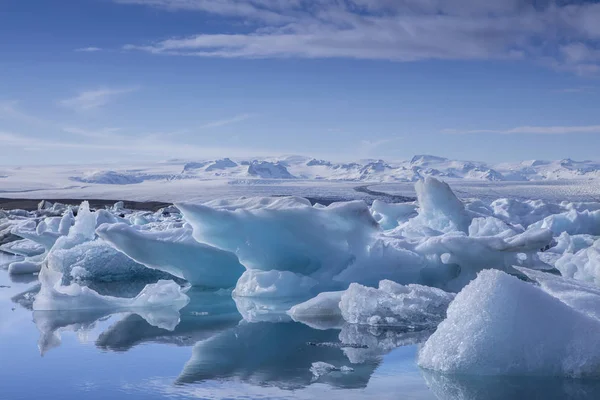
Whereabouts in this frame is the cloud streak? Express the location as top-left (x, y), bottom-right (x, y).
top-left (59, 87), bottom-right (139, 111)
top-left (198, 113), bottom-right (255, 129)
top-left (442, 125), bottom-right (600, 135)
top-left (117, 0), bottom-right (600, 74)
top-left (75, 47), bottom-right (102, 52)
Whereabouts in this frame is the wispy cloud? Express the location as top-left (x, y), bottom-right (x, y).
top-left (442, 125), bottom-right (600, 135)
top-left (117, 0), bottom-right (600, 75)
top-left (59, 86), bottom-right (139, 111)
top-left (198, 113), bottom-right (255, 129)
top-left (75, 47), bottom-right (102, 52)
top-left (555, 86), bottom-right (595, 93)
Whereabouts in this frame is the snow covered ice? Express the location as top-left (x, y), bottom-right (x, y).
top-left (418, 269), bottom-right (600, 378)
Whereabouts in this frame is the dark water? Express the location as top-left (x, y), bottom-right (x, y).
top-left (2, 253), bottom-right (600, 400)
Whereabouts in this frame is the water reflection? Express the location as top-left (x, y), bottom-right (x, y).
top-left (8, 276), bottom-right (600, 399)
top-left (422, 370), bottom-right (600, 400)
top-left (177, 320), bottom-right (379, 389)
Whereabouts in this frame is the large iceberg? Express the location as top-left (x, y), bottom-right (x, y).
top-left (96, 222), bottom-right (245, 288)
top-left (177, 198), bottom-right (378, 285)
top-left (418, 269), bottom-right (600, 377)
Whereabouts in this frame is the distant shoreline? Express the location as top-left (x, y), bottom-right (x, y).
top-left (0, 198), bottom-right (172, 212)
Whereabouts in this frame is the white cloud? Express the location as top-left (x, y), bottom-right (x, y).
top-left (75, 47), bottom-right (102, 52)
top-left (59, 87), bottom-right (139, 111)
top-left (117, 0), bottom-right (600, 74)
top-left (442, 125), bottom-right (600, 135)
top-left (198, 113), bottom-right (255, 129)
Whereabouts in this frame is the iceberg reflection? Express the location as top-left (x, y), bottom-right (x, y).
top-left (422, 370), bottom-right (600, 400)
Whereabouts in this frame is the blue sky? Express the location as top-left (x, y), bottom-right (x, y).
top-left (1, 0), bottom-right (600, 165)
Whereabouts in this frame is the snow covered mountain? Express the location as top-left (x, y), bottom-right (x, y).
top-left (3, 155), bottom-right (600, 192)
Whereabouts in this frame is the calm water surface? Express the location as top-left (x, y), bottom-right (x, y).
top-left (2, 252), bottom-right (600, 400)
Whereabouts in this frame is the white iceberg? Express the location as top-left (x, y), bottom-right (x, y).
top-left (33, 266), bottom-right (190, 312)
top-left (418, 269), bottom-right (600, 378)
top-left (289, 280), bottom-right (454, 330)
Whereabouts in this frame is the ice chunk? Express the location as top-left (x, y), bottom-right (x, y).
top-left (233, 269), bottom-right (318, 298)
top-left (177, 198), bottom-right (378, 281)
top-left (552, 239), bottom-right (600, 286)
top-left (411, 177), bottom-right (472, 234)
top-left (418, 269), bottom-right (600, 377)
top-left (11, 219), bottom-right (61, 250)
top-left (340, 280), bottom-right (454, 328)
top-left (370, 200), bottom-right (417, 230)
top-left (33, 266), bottom-right (189, 311)
top-left (46, 239), bottom-right (169, 283)
top-left (8, 254), bottom-right (45, 275)
top-left (413, 228), bottom-right (553, 291)
top-left (96, 223), bottom-right (244, 288)
top-left (0, 238), bottom-right (45, 257)
top-left (290, 280), bottom-right (453, 330)
top-left (288, 290), bottom-right (345, 322)
top-left (529, 209), bottom-right (600, 236)
top-left (468, 217), bottom-right (519, 238)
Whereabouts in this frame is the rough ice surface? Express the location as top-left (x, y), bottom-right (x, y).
top-left (552, 239), bottom-right (600, 286)
top-left (177, 198), bottom-right (378, 285)
top-left (0, 238), bottom-right (45, 257)
top-left (289, 280), bottom-right (454, 330)
top-left (96, 222), bottom-right (244, 288)
top-left (409, 177), bottom-right (473, 234)
top-left (46, 239), bottom-right (167, 283)
top-left (418, 269), bottom-right (600, 378)
top-left (516, 267), bottom-right (600, 321)
top-left (370, 200), bottom-right (417, 230)
top-left (233, 269), bottom-right (318, 298)
top-left (340, 280), bottom-right (455, 328)
top-left (529, 209), bottom-right (600, 235)
top-left (33, 266), bottom-right (189, 312)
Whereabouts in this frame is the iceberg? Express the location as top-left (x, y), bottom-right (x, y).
top-left (96, 223), bottom-right (244, 288)
top-left (0, 238), bottom-right (45, 257)
top-left (289, 280), bottom-right (454, 330)
top-left (339, 280), bottom-right (454, 328)
top-left (552, 239), bottom-right (600, 286)
top-left (529, 209), bottom-right (600, 236)
top-left (177, 198), bottom-right (378, 283)
top-left (33, 266), bottom-right (190, 312)
top-left (418, 269), bottom-right (600, 378)
top-left (370, 199), bottom-right (417, 230)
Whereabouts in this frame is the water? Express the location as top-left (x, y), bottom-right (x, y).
top-left (2, 252), bottom-right (600, 400)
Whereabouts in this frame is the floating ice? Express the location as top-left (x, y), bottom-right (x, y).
top-left (552, 239), bottom-right (600, 286)
top-left (529, 209), bottom-right (600, 235)
top-left (340, 280), bottom-right (455, 328)
top-left (233, 269), bottom-right (318, 298)
top-left (96, 223), bottom-right (244, 288)
top-left (418, 269), bottom-right (600, 378)
top-left (33, 266), bottom-right (189, 312)
top-left (370, 199), bottom-right (417, 230)
top-left (46, 239), bottom-right (169, 283)
top-left (290, 280), bottom-right (454, 330)
top-left (177, 198), bottom-right (378, 283)
top-left (0, 238), bottom-right (45, 257)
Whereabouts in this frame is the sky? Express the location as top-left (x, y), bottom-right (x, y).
top-left (1, 0), bottom-right (600, 165)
